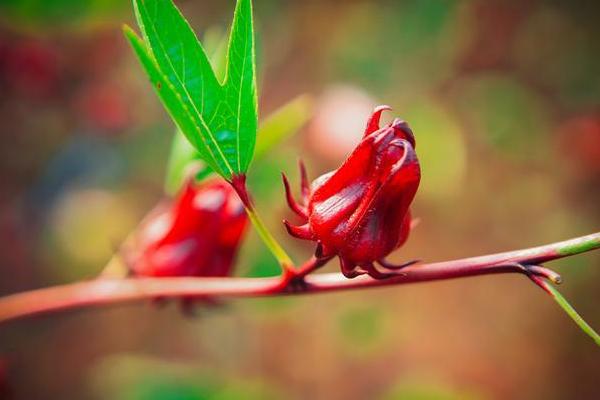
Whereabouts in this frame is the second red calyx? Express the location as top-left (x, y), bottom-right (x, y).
top-left (126, 178), bottom-right (248, 279)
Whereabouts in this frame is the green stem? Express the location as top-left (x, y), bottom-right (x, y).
top-left (545, 283), bottom-right (600, 347)
top-left (245, 205), bottom-right (294, 269)
top-left (231, 174), bottom-right (294, 272)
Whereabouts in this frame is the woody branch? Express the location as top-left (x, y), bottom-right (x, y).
top-left (0, 232), bottom-right (597, 323)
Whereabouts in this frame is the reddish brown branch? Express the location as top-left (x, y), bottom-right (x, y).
top-left (0, 232), bottom-right (598, 323)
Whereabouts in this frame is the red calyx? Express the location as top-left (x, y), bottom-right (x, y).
top-left (127, 178), bottom-right (247, 278)
top-left (283, 106), bottom-right (421, 279)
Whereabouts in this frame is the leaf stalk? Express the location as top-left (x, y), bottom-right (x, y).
top-left (231, 174), bottom-right (294, 273)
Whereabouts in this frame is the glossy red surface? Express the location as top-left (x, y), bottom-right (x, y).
top-left (284, 107), bottom-right (420, 278)
top-left (128, 179), bottom-right (247, 278)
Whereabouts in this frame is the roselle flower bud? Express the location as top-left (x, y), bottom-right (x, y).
top-left (283, 106), bottom-right (420, 279)
top-left (127, 178), bottom-right (247, 278)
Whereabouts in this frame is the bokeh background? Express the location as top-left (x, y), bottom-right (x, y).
top-left (1, 0), bottom-right (600, 399)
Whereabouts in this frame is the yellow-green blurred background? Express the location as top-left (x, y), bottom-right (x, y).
top-left (1, 0), bottom-right (599, 399)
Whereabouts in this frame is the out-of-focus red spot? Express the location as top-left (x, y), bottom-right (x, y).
top-left (557, 114), bottom-right (600, 174)
top-left (0, 37), bottom-right (59, 99)
top-left (460, 2), bottom-right (532, 71)
top-left (76, 83), bottom-right (129, 132)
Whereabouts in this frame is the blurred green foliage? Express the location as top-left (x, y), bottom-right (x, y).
top-left (0, 0), bottom-right (126, 29)
top-left (382, 378), bottom-right (483, 400)
top-left (91, 355), bottom-right (281, 400)
top-left (337, 305), bottom-right (389, 354)
top-left (330, 1), bottom-right (463, 94)
top-left (401, 98), bottom-right (466, 201)
top-left (452, 75), bottom-right (551, 160)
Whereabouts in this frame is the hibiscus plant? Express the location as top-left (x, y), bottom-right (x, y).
top-left (0, 0), bottom-right (599, 348)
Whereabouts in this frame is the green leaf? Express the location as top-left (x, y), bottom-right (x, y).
top-left (129, 0), bottom-right (257, 179)
top-left (164, 94), bottom-right (313, 194)
top-left (124, 25), bottom-right (211, 166)
top-left (221, 0), bottom-right (257, 172)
